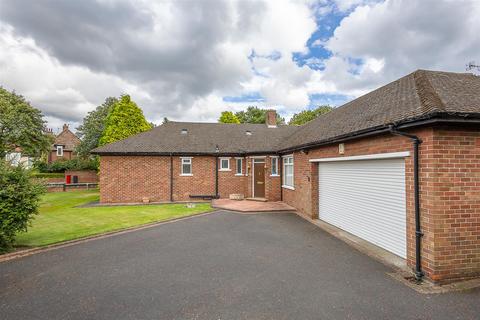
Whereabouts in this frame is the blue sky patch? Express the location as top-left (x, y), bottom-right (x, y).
top-left (223, 92), bottom-right (265, 103)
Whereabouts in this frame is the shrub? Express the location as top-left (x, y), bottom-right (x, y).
top-left (33, 158), bottom-right (98, 173)
top-left (0, 161), bottom-right (45, 252)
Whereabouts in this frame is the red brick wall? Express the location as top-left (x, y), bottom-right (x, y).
top-left (99, 155), bottom-right (279, 203)
top-left (100, 156), bottom-right (171, 203)
top-left (48, 150), bottom-right (75, 163)
top-left (425, 126), bottom-right (480, 282)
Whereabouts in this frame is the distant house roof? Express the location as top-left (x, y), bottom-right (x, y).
top-left (92, 70), bottom-right (480, 156)
top-left (52, 124), bottom-right (81, 151)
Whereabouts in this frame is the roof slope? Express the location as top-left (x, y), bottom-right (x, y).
top-left (92, 122), bottom-right (299, 155)
top-left (280, 70), bottom-right (480, 150)
top-left (92, 70), bottom-right (480, 155)
top-left (53, 126), bottom-right (81, 151)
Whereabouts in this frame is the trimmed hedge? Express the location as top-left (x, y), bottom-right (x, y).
top-left (34, 157), bottom-right (98, 173)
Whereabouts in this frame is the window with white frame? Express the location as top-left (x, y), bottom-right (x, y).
top-left (235, 158), bottom-right (243, 175)
top-left (181, 157), bottom-right (192, 175)
top-left (282, 155), bottom-right (294, 188)
top-left (271, 157), bottom-right (279, 176)
top-left (219, 157), bottom-right (230, 171)
top-left (56, 145), bottom-right (64, 156)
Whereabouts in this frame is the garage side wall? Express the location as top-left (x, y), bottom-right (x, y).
top-left (428, 126), bottom-right (480, 282)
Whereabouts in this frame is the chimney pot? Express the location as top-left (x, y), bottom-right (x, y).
top-left (266, 109), bottom-right (277, 128)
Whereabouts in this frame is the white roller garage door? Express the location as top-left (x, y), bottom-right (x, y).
top-left (318, 157), bottom-right (407, 258)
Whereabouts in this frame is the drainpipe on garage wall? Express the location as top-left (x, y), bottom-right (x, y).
top-left (389, 125), bottom-right (424, 281)
top-left (170, 154), bottom-right (174, 202)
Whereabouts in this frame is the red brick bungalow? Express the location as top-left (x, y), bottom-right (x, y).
top-left (92, 70), bottom-right (480, 283)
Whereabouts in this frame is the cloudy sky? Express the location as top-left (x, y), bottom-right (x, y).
top-left (0, 0), bottom-right (479, 131)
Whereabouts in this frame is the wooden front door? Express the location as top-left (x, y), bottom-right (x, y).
top-left (253, 162), bottom-right (265, 198)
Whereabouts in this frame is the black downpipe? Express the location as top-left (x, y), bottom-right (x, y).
top-left (170, 154), bottom-right (174, 202)
top-left (279, 157), bottom-right (283, 201)
top-left (389, 125), bottom-right (424, 281)
top-left (215, 156), bottom-right (219, 198)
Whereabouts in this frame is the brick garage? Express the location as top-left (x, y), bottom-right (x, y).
top-left (93, 70), bottom-right (480, 283)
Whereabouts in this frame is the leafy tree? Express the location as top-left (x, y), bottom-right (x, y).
top-left (99, 95), bottom-right (152, 146)
top-left (234, 106), bottom-right (285, 124)
top-left (76, 97), bottom-right (117, 157)
top-left (0, 87), bottom-right (51, 158)
top-left (218, 111), bottom-right (240, 124)
top-left (162, 117), bottom-right (169, 124)
top-left (288, 105), bottom-right (333, 126)
top-left (0, 161), bottom-right (45, 252)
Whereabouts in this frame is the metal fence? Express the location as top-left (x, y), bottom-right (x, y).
top-left (46, 182), bottom-right (98, 191)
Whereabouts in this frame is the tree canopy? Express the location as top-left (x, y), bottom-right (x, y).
top-left (76, 97), bottom-right (117, 157)
top-left (288, 105), bottom-right (333, 126)
top-left (218, 111), bottom-right (240, 124)
top-left (218, 106), bottom-right (285, 124)
top-left (99, 95), bottom-right (152, 146)
top-left (0, 87), bottom-right (51, 158)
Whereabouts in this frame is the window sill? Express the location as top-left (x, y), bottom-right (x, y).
top-left (235, 174), bottom-right (244, 176)
top-left (180, 174), bottom-right (193, 176)
top-left (270, 174), bottom-right (280, 177)
top-left (219, 169), bottom-right (231, 172)
top-left (282, 185), bottom-right (295, 190)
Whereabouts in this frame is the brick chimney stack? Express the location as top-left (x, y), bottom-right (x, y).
top-left (63, 124), bottom-right (69, 132)
top-left (266, 109), bottom-right (277, 128)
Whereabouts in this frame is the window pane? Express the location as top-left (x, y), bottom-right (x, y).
top-left (236, 159), bottom-right (242, 174)
top-left (221, 159), bottom-right (229, 169)
top-left (271, 158), bottom-right (277, 175)
top-left (182, 163), bottom-right (191, 174)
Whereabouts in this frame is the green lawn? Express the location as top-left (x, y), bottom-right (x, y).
top-left (15, 190), bottom-right (213, 247)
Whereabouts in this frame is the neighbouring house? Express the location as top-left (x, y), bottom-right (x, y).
top-left (92, 70), bottom-right (480, 284)
top-left (48, 124), bottom-right (81, 163)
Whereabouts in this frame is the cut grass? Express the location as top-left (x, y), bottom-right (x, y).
top-left (15, 190), bottom-right (213, 247)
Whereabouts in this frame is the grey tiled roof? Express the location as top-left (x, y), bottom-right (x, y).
top-left (92, 70), bottom-right (480, 155)
top-left (279, 70), bottom-right (480, 150)
top-left (92, 122), bottom-right (298, 155)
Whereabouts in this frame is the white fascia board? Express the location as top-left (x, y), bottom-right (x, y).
top-left (309, 151), bottom-right (410, 163)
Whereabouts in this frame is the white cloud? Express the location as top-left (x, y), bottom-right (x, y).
top-left (321, 0), bottom-right (480, 95)
top-left (0, 0), bottom-right (479, 129)
top-left (0, 0), bottom-right (319, 125)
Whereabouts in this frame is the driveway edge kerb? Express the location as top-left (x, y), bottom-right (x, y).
top-left (0, 209), bottom-right (218, 263)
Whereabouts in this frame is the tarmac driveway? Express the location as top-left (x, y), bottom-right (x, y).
top-left (1, 210), bottom-right (479, 320)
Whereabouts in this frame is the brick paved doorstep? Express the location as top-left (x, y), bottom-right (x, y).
top-left (212, 199), bottom-right (295, 212)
